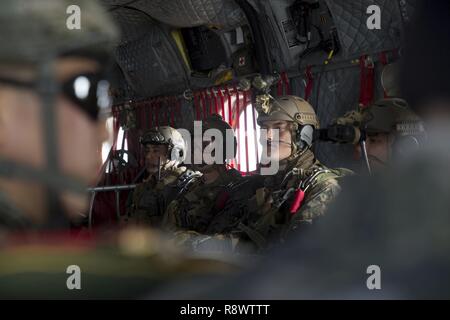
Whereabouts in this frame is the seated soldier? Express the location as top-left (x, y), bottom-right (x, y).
top-left (228, 95), bottom-right (352, 248)
top-left (163, 115), bottom-right (242, 233)
top-left (332, 98), bottom-right (425, 173)
top-left (357, 99), bottom-right (425, 171)
top-left (172, 96), bottom-right (352, 253)
top-left (126, 126), bottom-right (200, 227)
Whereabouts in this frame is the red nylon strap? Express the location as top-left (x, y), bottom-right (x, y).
top-left (144, 101), bottom-right (149, 129)
top-left (194, 91), bottom-right (200, 121)
top-left (225, 85), bottom-right (233, 126)
top-left (162, 97), bottom-right (167, 126)
top-left (205, 89), bottom-right (211, 115)
top-left (224, 86), bottom-right (235, 168)
top-left (200, 90), bottom-right (207, 119)
top-left (210, 88), bottom-right (219, 115)
top-left (164, 97), bottom-right (170, 126)
top-left (305, 65), bottom-right (314, 101)
top-left (234, 85), bottom-right (241, 172)
top-left (282, 71), bottom-right (291, 95)
top-left (251, 90), bottom-right (259, 170)
top-left (277, 76), bottom-right (283, 96)
top-left (379, 51), bottom-right (388, 66)
top-left (155, 97), bottom-right (161, 126)
top-left (142, 100), bottom-right (146, 129)
top-left (142, 101), bottom-right (146, 129)
top-left (169, 97), bottom-right (176, 127)
top-left (218, 87), bottom-right (225, 117)
top-left (149, 99), bottom-right (155, 128)
top-left (290, 189), bottom-right (305, 214)
top-left (215, 191), bottom-right (230, 211)
top-left (142, 102), bottom-right (147, 129)
top-left (135, 102), bottom-right (141, 129)
top-left (359, 55), bottom-right (375, 108)
top-left (136, 102), bottom-right (141, 130)
top-left (176, 97), bottom-right (182, 126)
top-left (243, 90), bottom-right (249, 174)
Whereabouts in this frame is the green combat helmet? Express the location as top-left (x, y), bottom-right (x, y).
top-left (0, 0), bottom-right (119, 228)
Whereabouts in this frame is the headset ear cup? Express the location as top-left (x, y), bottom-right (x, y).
top-left (299, 125), bottom-right (314, 149)
top-left (392, 135), bottom-right (421, 159)
top-left (170, 146), bottom-right (185, 163)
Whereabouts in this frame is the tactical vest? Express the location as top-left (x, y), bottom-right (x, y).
top-left (205, 174), bottom-right (266, 235)
top-left (128, 166), bottom-right (201, 228)
top-left (236, 150), bottom-right (352, 249)
top-left (164, 168), bottom-right (242, 233)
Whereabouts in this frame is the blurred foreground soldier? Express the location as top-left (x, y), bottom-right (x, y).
top-left (126, 126), bottom-right (200, 227)
top-left (0, 224), bottom-right (240, 299)
top-left (163, 115), bottom-right (242, 233)
top-left (0, 0), bottom-right (118, 230)
top-left (329, 98), bottom-right (425, 173)
top-left (0, 1), bottom-right (239, 299)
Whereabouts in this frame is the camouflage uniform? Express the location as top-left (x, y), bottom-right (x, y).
top-left (129, 166), bottom-right (200, 227)
top-left (126, 127), bottom-right (200, 228)
top-left (163, 115), bottom-right (242, 233)
top-left (174, 96), bottom-right (351, 253)
top-left (231, 96), bottom-right (351, 248)
top-left (164, 167), bottom-right (242, 233)
top-left (331, 97), bottom-right (425, 172)
top-left (233, 150), bottom-right (350, 249)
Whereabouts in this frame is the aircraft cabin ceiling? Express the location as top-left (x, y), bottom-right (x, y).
top-left (100, 0), bottom-right (418, 168)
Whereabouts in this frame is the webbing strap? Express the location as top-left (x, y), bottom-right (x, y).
top-left (359, 55), bottom-right (375, 107)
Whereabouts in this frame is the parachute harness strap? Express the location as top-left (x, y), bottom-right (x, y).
top-left (289, 167), bottom-right (330, 215)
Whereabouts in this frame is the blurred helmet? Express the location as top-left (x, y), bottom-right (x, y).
top-left (363, 98), bottom-right (424, 136)
top-left (0, 0), bottom-right (119, 228)
top-left (0, 0), bottom-right (119, 65)
top-left (363, 98), bottom-right (426, 159)
top-left (140, 126), bottom-right (186, 163)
